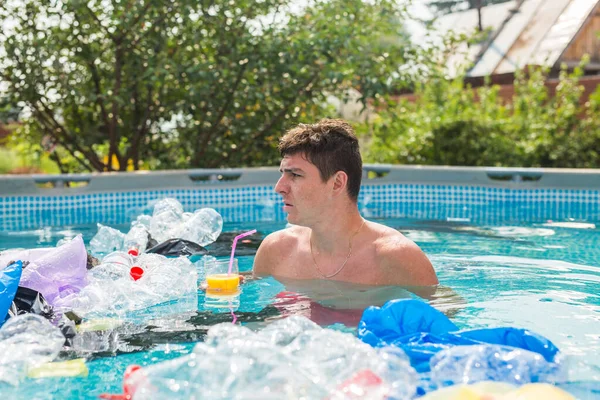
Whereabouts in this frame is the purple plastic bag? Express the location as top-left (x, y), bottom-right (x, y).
top-left (19, 236), bottom-right (89, 310)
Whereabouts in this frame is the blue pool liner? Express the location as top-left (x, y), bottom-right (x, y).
top-left (0, 260), bottom-right (23, 323)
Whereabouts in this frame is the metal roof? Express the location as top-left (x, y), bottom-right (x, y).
top-left (431, 0), bottom-right (600, 77)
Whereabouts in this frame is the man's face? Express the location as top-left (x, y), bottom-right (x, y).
top-left (275, 153), bottom-right (331, 225)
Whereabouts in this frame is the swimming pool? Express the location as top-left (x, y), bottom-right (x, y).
top-left (1, 169), bottom-right (600, 398)
top-left (1, 217), bottom-right (599, 398)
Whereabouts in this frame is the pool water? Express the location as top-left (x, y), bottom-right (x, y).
top-left (1, 217), bottom-right (600, 398)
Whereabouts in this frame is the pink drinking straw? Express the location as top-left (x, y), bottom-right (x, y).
top-left (228, 229), bottom-right (257, 275)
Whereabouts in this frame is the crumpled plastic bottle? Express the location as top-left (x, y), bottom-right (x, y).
top-left (430, 344), bottom-right (566, 387)
top-left (176, 208), bottom-right (223, 247)
top-left (123, 223), bottom-right (149, 256)
top-left (0, 314), bottom-right (65, 385)
top-left (90, 224), bottom-right (126, 256)
top-left (129, 316), bottom-right (419, 400)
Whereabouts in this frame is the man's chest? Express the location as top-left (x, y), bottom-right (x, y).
top-left (274, 247), bottom-right (385, 285)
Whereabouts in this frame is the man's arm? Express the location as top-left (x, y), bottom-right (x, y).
top-left (380, 238), bottom-right (439, 287)
top-left (380, 238), bottom-right (466, 318)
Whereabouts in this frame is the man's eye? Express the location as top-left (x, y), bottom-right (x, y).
top-left (291, 173), bottom-right (301, 177)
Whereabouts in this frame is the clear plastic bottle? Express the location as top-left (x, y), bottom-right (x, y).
top-left (89, 224), bottom-right (125, 256)
top-left (123, 223), bottom-right (149, 256)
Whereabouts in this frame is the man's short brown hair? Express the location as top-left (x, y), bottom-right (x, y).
top-left (278, 119), bottom-right (362, 201)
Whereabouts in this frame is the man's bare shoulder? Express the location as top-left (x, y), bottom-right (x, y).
top-left (253, 225), bottom-right (307, 276)
top-left (260, 225), bottom-right (307, 249)
top-left (369, 222), bottom-right (439, 286)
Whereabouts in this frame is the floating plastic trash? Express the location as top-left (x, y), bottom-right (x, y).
top-left (0, 314), bottom-right (64, 385)
top-left (76, 318), bottom-right (124, 333)
top-left (129, 266), bottom-right (144, 281)
top-left (420, 382), bottom-right (575, 400)
top-left (27, 358), bottom-right (88, 379)
top-left (70, 253), bottom-right (197, 318)
top-left (419, 381), bottom-right (517, 399)
top-left (0, 260), bottom-right (23, 323)
top-left (148, 199), bottom-right (223, 246)
top-left (7, 286), bottom-right (54, 322)
top-left (505, 383), bottom-right (575, 399)
top-left (90, 199), bottom-right (223, 257)
top-left (358, 299), bottom-right (565, 392)
top-left (146, 238), bottom-right (208, 257)
top-left (430, 345), bottom-right (566, 387)
top-left (99, 364), bottom-right (145, 400)
top-left (18, 235), bottom-right (88, 311)
top-left (124, 217), bottom-right (151, 256)
top-left (90, 224), bottom-right (126, 256)
top-left (125, 316), bottom-right (418, 399)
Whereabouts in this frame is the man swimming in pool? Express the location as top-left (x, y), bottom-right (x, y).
top-left (253, 119), bottom-right (439, 289)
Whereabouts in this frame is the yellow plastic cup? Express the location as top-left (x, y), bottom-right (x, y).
top-left (205, 258), bottom-right (240, 293)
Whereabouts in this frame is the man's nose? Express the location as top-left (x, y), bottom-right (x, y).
top-left (275, 175), bottom-right (287, 195)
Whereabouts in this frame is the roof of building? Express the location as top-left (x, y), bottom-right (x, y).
top-left (428, 0), bottom-right (599, 77)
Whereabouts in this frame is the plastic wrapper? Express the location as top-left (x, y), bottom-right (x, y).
top-left (7, 286), bottom-right (54, 322)
top-left (0, 248), bottom-right (50, 269)
top-left (0, 261), bottom-right (22, 322)
top-left (128, 316), bottom-right (418, 400)
top-left (18, 235), bottom-right (89, 311)
top-left (146, 238), bottom-right (209, 257)
top-left (0, 314), bottom-right (65, 385)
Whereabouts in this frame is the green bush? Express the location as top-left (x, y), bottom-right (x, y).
top-left (358, 61), bottom-right (600, 168)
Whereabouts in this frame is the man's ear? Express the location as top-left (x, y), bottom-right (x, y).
top-left (332, 171), bottom-right (348, 196)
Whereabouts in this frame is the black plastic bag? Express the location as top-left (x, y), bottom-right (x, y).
top-left (7, 286), bottom-right (55, 321)
top-left (146, 238), bottom-right (209, 257)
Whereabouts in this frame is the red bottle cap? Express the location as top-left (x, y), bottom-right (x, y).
top-left (130, 266), bottom-right (144, 281)
top-left (123, 364), bottom-right (143, 395)
top-left (99, 364), bottom-right (143, 400)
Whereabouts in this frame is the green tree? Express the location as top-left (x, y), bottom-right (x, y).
top-left (0, 0), bottom-right (411, 172)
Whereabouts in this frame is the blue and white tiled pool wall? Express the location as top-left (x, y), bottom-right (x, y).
top-left (1, 183), bottom-right (599, 232)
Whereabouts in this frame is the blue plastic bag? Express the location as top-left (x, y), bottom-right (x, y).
top-left (0, 261), bottom-right (23, 323)
top-left (358, 299), bottom-right (559, 373)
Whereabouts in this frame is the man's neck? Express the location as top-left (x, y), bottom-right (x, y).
top-left (309, 206), bottom-right (364, 255)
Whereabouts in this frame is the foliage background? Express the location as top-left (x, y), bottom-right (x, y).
top-left (1, 0), bottom-right (599, 173)
top-left (0, 0), bottom-right (412, 173)
top-left (357, 59), bottom-right (600, 169)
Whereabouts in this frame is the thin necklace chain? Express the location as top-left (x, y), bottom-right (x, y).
top-left (309, 219), bottom-right (366, 279)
